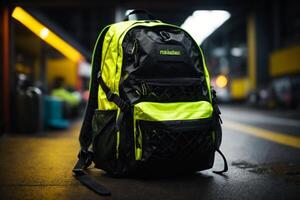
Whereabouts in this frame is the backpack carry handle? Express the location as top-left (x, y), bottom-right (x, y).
top-left (124, 9), bottom-right (156, 21)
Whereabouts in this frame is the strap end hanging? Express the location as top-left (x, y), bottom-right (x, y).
top-left (75, 175), bottom-right (112, 196)
top-left (73, 149), bottom-right (112, 196)
top-left (213, 148), bottom-right (228, 174)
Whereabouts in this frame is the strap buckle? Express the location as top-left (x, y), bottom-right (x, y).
top-left (107, 91), bottom-right (129, 111)
top-left (97, 71), bottom-right (102, 83)
top-left (78, 149), bottom-right (93, 167)
top-left (73, 149), bottom-right (93, 176)
top-left (118, 99), bottom-right (129, 111)
top-left (106, 91), bottom-right (115, 101)
top-left (97, 71), bottom-right (129, 111)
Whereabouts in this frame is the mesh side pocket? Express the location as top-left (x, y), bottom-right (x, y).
top-left (92, 110), bottom-right (117, 163)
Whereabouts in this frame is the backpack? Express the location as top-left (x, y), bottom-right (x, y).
top-left (73, 10), bottom-right (228, 196)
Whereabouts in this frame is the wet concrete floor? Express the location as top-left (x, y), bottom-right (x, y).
top-left (0, 105), bottom-right (299, 199)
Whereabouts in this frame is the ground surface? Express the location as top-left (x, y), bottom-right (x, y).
top-left (0, 105), bottom-right (300, 200)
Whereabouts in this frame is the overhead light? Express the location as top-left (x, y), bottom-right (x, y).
top-left (125, 9), bottom-right (134, 16)
top-left (231, 47), bottom-right (246, 57)
top-left (181, 10), bottom-right (230, 45)
top-left (40, 27), bottom-right (49, 39)
top-left (212, 47), bottom-right (226, 57)
top-left (78, 61), bottom-right (91, 78)
top-left (12, 7), bottom-right (83, 63)
top-left (216, 75), bottom-right (228, 88)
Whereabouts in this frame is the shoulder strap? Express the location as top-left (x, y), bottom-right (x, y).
top-left (73, 25), bottom-right (112, 196)
top-left (73, 150), bottom-right (111, 196)
top-left (79, 22), bottom-right (130, 150)
top-left (79, 25), bottom-right (111, 151)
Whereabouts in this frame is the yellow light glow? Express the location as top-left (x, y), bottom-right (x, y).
top-left (216, 75), bottom-right (228, 88)
top-left (40, 27), bottom-right (49, 39)
top-left (12, 7), bottom-right (83, 63)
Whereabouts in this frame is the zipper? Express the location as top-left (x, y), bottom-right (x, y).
top-left (136, 121), bottom-right (142, 149)
top-left (114, 21), bottom-right (158, 92)
top-left (115, 21), bottom-right (178, 91)
top-left (135, 78), bottom-right (206, 100)
top-left (142, 118), bottom-right (212, 131)
top-left (138, 78), bottom-right (204, 86)
top-left (135, 120), bottom-right (143, 160)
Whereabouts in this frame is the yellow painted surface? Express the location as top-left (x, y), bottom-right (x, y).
top-left (270, 44), bottom-right (300, 77)
top-left (247, 14), bottom-right (256, 90)
top-left (216, 75), bottom-right (228, 88)
top-left (47, 58), bottom-right (78, 88)
top-left (15, 63), bottom-right (31, 74)
top-left (12, 7), bottom-right (83, 62)
top-left (230, 77), bottom-right (250, 100)
top-left (224, 120), bottom-right (300, 149)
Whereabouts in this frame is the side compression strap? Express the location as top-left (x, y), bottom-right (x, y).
top-left (97, 72), bottom-right (129, 111)
top-left (96, 72), bottom-right (129, 132)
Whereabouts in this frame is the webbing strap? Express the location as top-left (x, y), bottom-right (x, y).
top-left (78, 25), bottom-right (111, 150)
top-left (212, 149), bottom-right (228, 174)
top-left (75, 174), bottom-right (111, 196)
top-left (97, 72), bottom-right (129, 111)
top-left (74, 25), bottom-right (112, 196)
top-left (211, 88), bottom-right (228, 174)
top-left (73, 150), bottom-right (111, 196)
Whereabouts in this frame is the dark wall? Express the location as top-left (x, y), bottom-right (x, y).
top-left (0, 6), bottom-right (4, 134)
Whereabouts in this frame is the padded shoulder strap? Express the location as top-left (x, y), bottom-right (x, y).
top-left (79, 25), bottom-right (111, 150)
top-left (78, 21), bottom-right (135, 154)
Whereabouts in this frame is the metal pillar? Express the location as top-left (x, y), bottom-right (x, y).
top-left (247, 10), bottom-right (271, 91)
top-left (1, 6), bottom-right (11, 134)
top-left (247, 14), bottom-right (256, 91)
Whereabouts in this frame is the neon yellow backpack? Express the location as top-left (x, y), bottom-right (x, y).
top-left (73, 10), bottom-right (227, 196)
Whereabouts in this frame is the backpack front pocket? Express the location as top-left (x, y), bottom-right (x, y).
top-left (133, 101), bottom-right (215, 172)
top-left (137, 119), bottom-right (214, 160)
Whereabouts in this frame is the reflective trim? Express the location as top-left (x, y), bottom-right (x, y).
top-left (136, 148), bottom-right (142, 161)
top-left (115, 109), bottom-right (121, 159)
top-left (116, 131), bottom-right (120, 159)
top-left (134, 101), bottom-right (213, 121)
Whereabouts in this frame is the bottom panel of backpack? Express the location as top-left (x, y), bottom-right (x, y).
top-left (91, 106), bottom-right (216, 177)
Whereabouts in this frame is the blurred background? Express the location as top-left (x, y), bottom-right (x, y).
top-left (0, 0), bottom-right (299, 134)
top-left (0, 1), bottom-right (300, 199)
